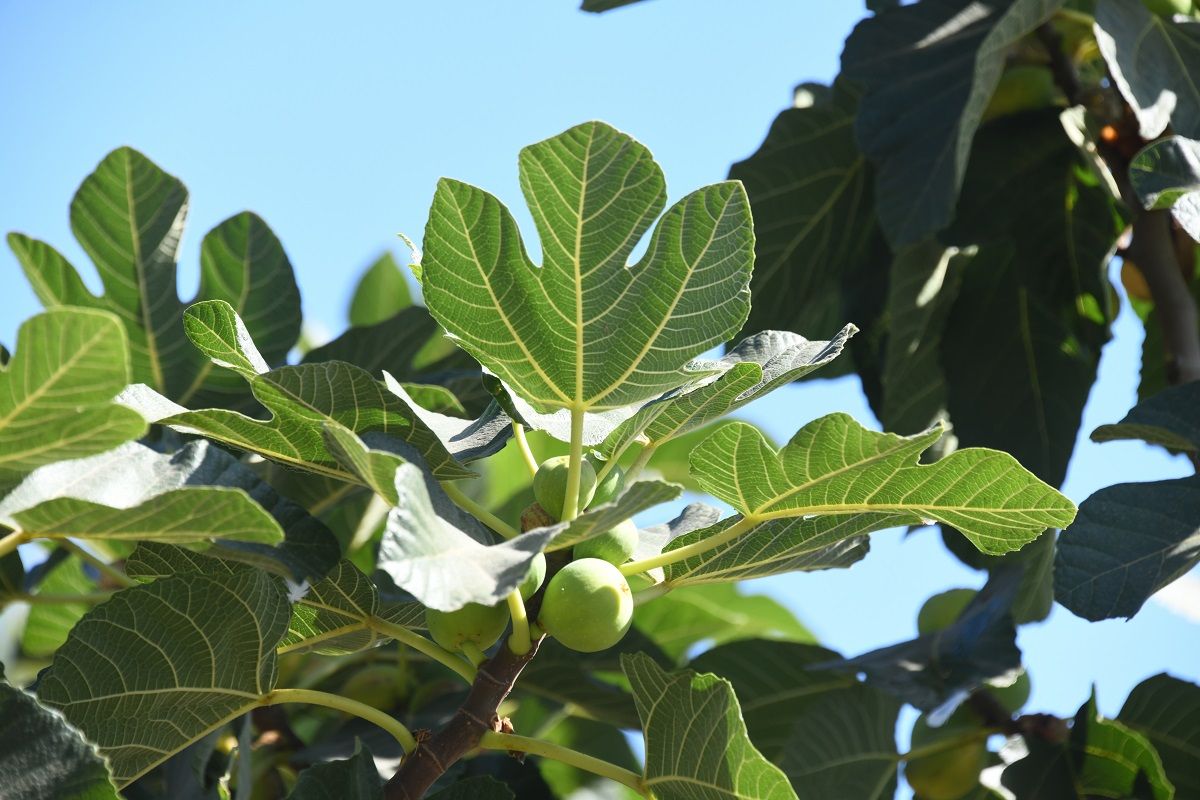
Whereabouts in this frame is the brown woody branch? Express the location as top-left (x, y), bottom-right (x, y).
top-left (383, 636), bottom-right (544, 799)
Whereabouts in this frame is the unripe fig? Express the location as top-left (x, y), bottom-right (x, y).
top-left (982, 65), bottom-right (1059, 121)
top-left (917, 588), bottom-right (977, 635)
top-left (519, 552), bottom-right (547, 600)
top-left (988, 670), bottom-right (1031, 713)
top-left (425, 602), bottom-right (509, 652)
top-left (533, 456), bottom-right (597, 520)
top-left (906, 714), bottom-right (987, 800)
top-left (588, 462), bottom-right (625, 508)
top-left (538, 558), bottom-right (633, 652)
top-left (905, 740), bottom-right (986, 799)
top-left (573, 519), bottom-right (638, 565)
top-left (339, 664), bottom-right (403, 710)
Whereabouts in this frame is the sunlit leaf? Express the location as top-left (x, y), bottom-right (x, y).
top-left (689, 415), bottom-right (1075, 555)
top-left (622, 652), bottom-right (797, 800)
top-left (691, 641), bottom-right (901, 798)
top-left (0, 309), bottom-right (145, 489)
top-left (9, 148), bottom-right (300, 405)
top-left (422, 121), bottom-right (753, 438)
top-left (349, 253), bottom-right (413, 327)
top-left (1129, 136), bottom-right (1200, 242)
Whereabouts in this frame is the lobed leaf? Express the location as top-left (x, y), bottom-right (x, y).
top-left (287, 742), bottom-right (381, 800)
top-left (8, 148), bottom-right (300, 406)
top-left (689, 415), bottom-right (1075, 555)
top-left (0, 309), bottom-right (145, 489)
top-left (622, 652), bottom-right (797, 800)
top-left (422, 121), bottom-right (753, 423)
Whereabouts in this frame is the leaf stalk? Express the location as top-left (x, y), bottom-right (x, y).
top-left (620, 514), bottom-right (759, 576)
top-left (368, 618), bottom-right (477, 684)
top-left (264, 687), bottom-right (417, 753)
top-left (505, 589), bottom-right (532, 654)
top-left (479, 731), bottom-right (647, 795)
top-left (561, 407), bottom-right (587, 521)
top-left (512, 422), bottom-right (539, 477)
top-left (439, 482), bottom-right (520, 540)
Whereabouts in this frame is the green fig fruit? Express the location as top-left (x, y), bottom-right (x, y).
top-left (906, 713), bottom-right (987, 800)
top-left (573, 519), bottom-right (638, 565)
top-left (534, 456), bottom-right (597, 520)
top-left (589, 462), bottom-right (625, 508)
top-left (917, 588), bottom-right (977, 635)
top-left (339, 664), bottom-right (403, 710)
top-left (425, 602), bottom-right (509, 653)
top-left (538, 558), bottom-right (633, 653)
top-left (519, 552), bottom-right (548, 600)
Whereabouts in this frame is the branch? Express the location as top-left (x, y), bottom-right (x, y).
top-left (383, 636), bottom-right (544, 799)
top-left (1035, 22), bottom-right (1083, 106)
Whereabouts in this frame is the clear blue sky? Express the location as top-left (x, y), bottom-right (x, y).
top-left (1, 0), bottom-right (1196, 783)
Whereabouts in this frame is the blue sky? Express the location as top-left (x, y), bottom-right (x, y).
top-left (2, 0), bottom-right (1196, 779)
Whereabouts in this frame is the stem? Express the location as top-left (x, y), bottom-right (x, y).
top-left (561, 408), bottom-right (586, 521)
top-left (621, 515), bottom-right (759, 576)
top-left (440, 482), bottom-right (520, 540)
top-left (623, 444), bottom-right (657, 485)
top-left (0, 530), bottom-right (26, 560)
top-left (384, 635), bottom-right (544, 799)
top-left (1130, 210), bottom-right (1200, 384)
top-left (479, 732), bottom-right (646, 795)
top-left (512, 423), bottom-right (539, 477)
top-left (369, 619), bottom-right (476, 684)
top-left (506, 590), bottom-right (531, 655)
top-left (898, 729), bottom-right (991, 762)
top-left (264, 688), bottom-right (416, 753)
top-left (59, 539), bottom-right (136, 588)
top-left (632, 582), bottom-right (672, 606)
top-left (460, 641), bottom-right (487, 667)
top-left (593, 440), bottom-right (633, 488)
top-left (12, 591), bottom-right (113, 605)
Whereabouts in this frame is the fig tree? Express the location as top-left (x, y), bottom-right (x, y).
top-left (573, 519), bottom-right (638, 565)
top-left (519, 552), bottom-right (547, 600)
top-left (533, 456), bottom-right (597, 520)
top-left (917, 588), bottom-right (977, 635)
top-left (538, 557), bottom-right (633, 652)
top-left (425, 601), bottom-right (509, 653)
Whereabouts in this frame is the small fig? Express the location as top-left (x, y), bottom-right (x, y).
top-left (425, 602), bottom-right (509, 653)
top-left (917, 589), bottom-right (977, 635)
top-left (573, 519), bottom-right (638, 565)
top-left (519, 552), bottom-right (547, 600)
top-left (533, 456), bottom-right (597, 520)
top-left (589, 462), bottom-right (625, 508)
top-left (538, 558), bottom-right (633, 653)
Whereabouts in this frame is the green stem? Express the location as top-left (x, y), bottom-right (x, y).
top-left (506, 590), bottom-right (531, 655)
top-left (480, 731), bottom-right (646, 795)
top-left (0, 530), bottom-right (26, 560)
top-left (561, 407), bottom-right (586, 521)
top-left (593, 441), bottom-right (632, 488)
top-left (369, 619), bottom-right (476, 684)
top-left (440, 482), bottom-right (520, 540)
top-left (12, 591), bottom-right (114, 605)
top-left (898, 729), bottom-right (991, 762)
top-left (59, 539), bottom-right (136, 588)
top-left (623, 444), bottom-right (657, 485)
top-left (620, 515), bottom-right (759, 576)
top-left (264, 688), bottom-right (416, 753)
top-left (512, 423), bottom-right (539, 477)
top-left (632, 582), bottom-right (672, 606)
top-left (460, 641), bottom-right (487, 667)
